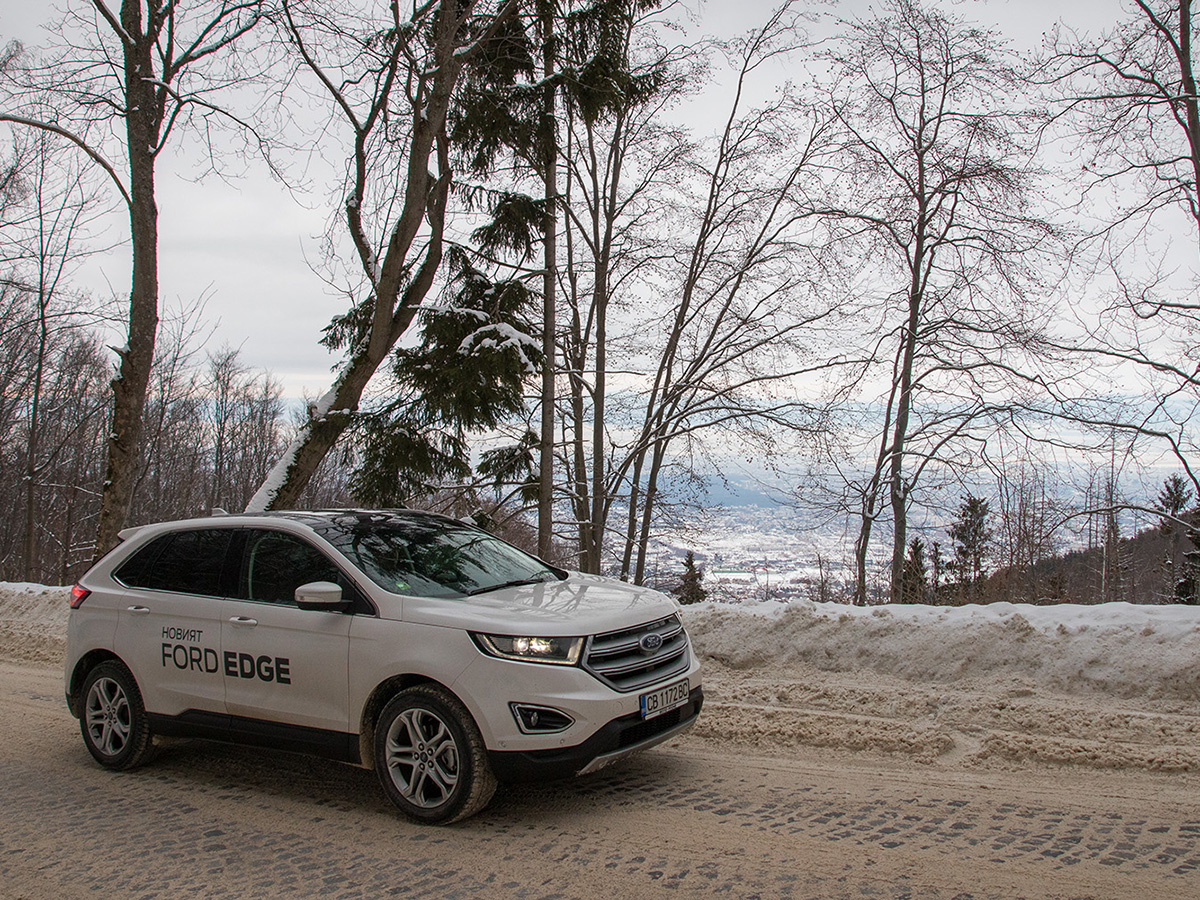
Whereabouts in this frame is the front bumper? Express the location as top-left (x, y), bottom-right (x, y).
top-left (488, 686), bottom-right (703, 782)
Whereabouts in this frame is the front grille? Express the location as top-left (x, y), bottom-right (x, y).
top-left (584, 614), bottom-right (690, 692)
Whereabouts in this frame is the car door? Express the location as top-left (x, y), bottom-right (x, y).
top-left (112, 528), bottom-right (235, 717)
top-left (220, 528), bottom-right (353, 735)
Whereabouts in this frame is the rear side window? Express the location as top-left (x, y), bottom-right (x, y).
top-left (115, 529), bottom-right (235, 597)
top-left (239, 530), bottom-right (345, 605)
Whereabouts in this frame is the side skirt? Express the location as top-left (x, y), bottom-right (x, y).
top-left (147, 711), bottom-right (360, 764)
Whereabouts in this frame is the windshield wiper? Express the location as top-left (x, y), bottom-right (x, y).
top-left (466, 574), bottom-right (556, 596)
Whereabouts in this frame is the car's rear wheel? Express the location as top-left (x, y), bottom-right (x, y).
top-left (374, 685), bottom-right (496, 824)
top-left (79, 660), bottom-right (154, 770)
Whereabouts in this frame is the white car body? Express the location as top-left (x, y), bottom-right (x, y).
top-left (64, 510), bottom-right (703, 822)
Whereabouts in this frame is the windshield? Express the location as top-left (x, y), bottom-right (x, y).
top-left (314, 513), bottom-right (561, 598)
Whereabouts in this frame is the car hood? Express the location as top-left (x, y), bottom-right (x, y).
top-left (380, 572), bottom-right (681, 636)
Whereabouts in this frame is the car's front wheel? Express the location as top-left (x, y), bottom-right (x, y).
top-left (79, 660), bottom-right (154, 770)
top-left (374, 685), bottom-right (497, 824)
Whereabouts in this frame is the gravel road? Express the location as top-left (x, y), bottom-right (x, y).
top-left (2, 659), bottom-right (1197, 900)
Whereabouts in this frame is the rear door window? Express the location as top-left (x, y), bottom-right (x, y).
top-left (115, 529), bottom-right (236, 597)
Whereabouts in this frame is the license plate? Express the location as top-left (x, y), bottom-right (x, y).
top-left (639, 679), bottom-right (690, 720)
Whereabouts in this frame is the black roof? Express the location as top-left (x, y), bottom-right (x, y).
top-left (229, 508), bottom-right (466, 530)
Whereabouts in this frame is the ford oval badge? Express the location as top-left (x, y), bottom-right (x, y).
top-left (639, 632), bottom-right (664, 653)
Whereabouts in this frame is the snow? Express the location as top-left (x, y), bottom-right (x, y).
top-left (7, 581), bottom-right (1198, 772)
top-left (675, 597), bottom-right (1200, 773)
top-left (0, 583), bottom-right (71, 666)
top-left (684, 598), bottom-right (1200, 701)
top-left (243, 382), bottom-right (342, 512)
top-left (8, 578), bottom-right (1197, 700)
top-left (457, 323), bottom-right (540, 375)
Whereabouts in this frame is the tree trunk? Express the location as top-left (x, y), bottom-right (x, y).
top-left (888, 176), bottom-right (929, 603)
top-left (24, 270), bottom-right (48, 578)
top-left (619, 448), bottom-right (646, 581)
top-left (583, 110), bottom-right (626, 575)
top-left (888, 319), bottom-right (919, 603)
top-left (246, 300), bottom-right (424, 511)
top-left (854, 496), bottom-right (878, 605)
top-left (633, 439), bottom-right (667, 586)
top-left (854, 402), bottom-right (896, 605)
top-left (569, 354), bottom-right (591, 569)
top-left (94, 2), bottom-right (160, 558)
top-left (1176, 0), bottom-right (1200, 253)
top-left (537, 0), bottom-right (556, 560)
top-left (588, 284), bottom-right (605, 573)
top-left (562, 147), bottom-right (591, 571)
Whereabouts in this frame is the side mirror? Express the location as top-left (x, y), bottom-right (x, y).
top-left (295, 580), bottom-right (347, 611)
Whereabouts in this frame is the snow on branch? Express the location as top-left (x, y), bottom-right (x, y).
top-left (457, 322), bottom-right (540, 376)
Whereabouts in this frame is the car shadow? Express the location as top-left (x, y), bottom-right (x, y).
top-left (141, 736), bottom-right (695, 825)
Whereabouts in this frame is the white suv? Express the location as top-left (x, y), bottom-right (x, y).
top-left (64, 510), bottom-right (702, 823)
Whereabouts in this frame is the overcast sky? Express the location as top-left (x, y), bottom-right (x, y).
top-left (1, 0), bottom-right (1128, 399)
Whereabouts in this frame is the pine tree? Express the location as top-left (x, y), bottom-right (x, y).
top-left (929, 540), bottom-right (943, 605)
top-left (341, 251), bottom-right (543, 507)
top-left (674, 551), bottom-right (707, 605)
top-left (899, 537), bottom-right (928, 604)
top-left (949, 494), bottom-right (992, 602)
top-left (1155, 473), bottom-right (1195, 603)
top-left (448, 0), bottom-right (663, 560)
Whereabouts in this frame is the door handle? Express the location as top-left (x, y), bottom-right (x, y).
top-left (229, 616), bottom-right (258, 626)
top-left (126, 606), bottom-right (150, 615)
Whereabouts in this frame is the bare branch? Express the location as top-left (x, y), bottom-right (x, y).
top-left (0, 114), bottom-right (131, 210)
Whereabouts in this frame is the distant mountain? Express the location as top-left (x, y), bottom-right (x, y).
top-left (696, 475), bottom-right (779, 508)
top-left (980, 519), bottom-right (1196, 606)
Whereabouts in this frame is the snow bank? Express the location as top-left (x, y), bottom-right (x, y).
top-left (4, 581), bottom-right (1199, 703)
top-left (0, 583), bottom-right (70, 665)
top-left (6, 582), bottom-right (1200, 771)
top-left (684, 598), bottom-right (1200, 701)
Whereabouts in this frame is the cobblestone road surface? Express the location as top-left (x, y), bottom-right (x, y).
top-left (1, 661), bottom-right (1196, 900)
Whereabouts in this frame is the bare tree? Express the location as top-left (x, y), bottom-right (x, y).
top-left (812, 0), bottom-right (1057, 603)
top-left (245, 0), bottom-right (519, 511)
top-left (555, 1), bottom-right (687, 572)
top-left (616, 17), bottom-right (843, 585)
top-left (1048, 1), bottom-right (1200, 253)
top-left (38, 336), bottom-right (111, 582)
top-left (1043, 2), bottom-right (1200, 510)
top-left (3, 129), bottom-right (110, 574)
top-left (986, 444), bottom-right (1064, 603)
top-left (128, 305), bottom-right (211, 525)
top-left (200, 346), bottom-right (285, 512)
top-left (0, 1), bottom-right (265, 556)
top-left (553, 3), bottom-right (839, 579)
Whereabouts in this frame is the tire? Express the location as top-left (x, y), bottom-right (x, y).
top-left (374, 685), bottom-right (497, 825)
top-left (79, 660), bottom-right (154, 770)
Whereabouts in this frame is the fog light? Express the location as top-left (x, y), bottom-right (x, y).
top-left (510, 703), bottom-right (574, 734)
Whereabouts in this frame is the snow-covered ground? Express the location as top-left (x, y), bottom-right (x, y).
top-left (6, 582), bottom-right (1199, 773)
top-left (0, 583), bottom-right (70, 667)
top-left (685, 598), bottom-right (1200, 700)
top-left (682, 598), bottom-right (1200, 773)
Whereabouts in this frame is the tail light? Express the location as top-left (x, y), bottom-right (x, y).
top-left (69, 584), bottom-right (90, 608)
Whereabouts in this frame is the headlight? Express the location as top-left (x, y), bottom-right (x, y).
top-left (473, 633), bottom-right (584, 665)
